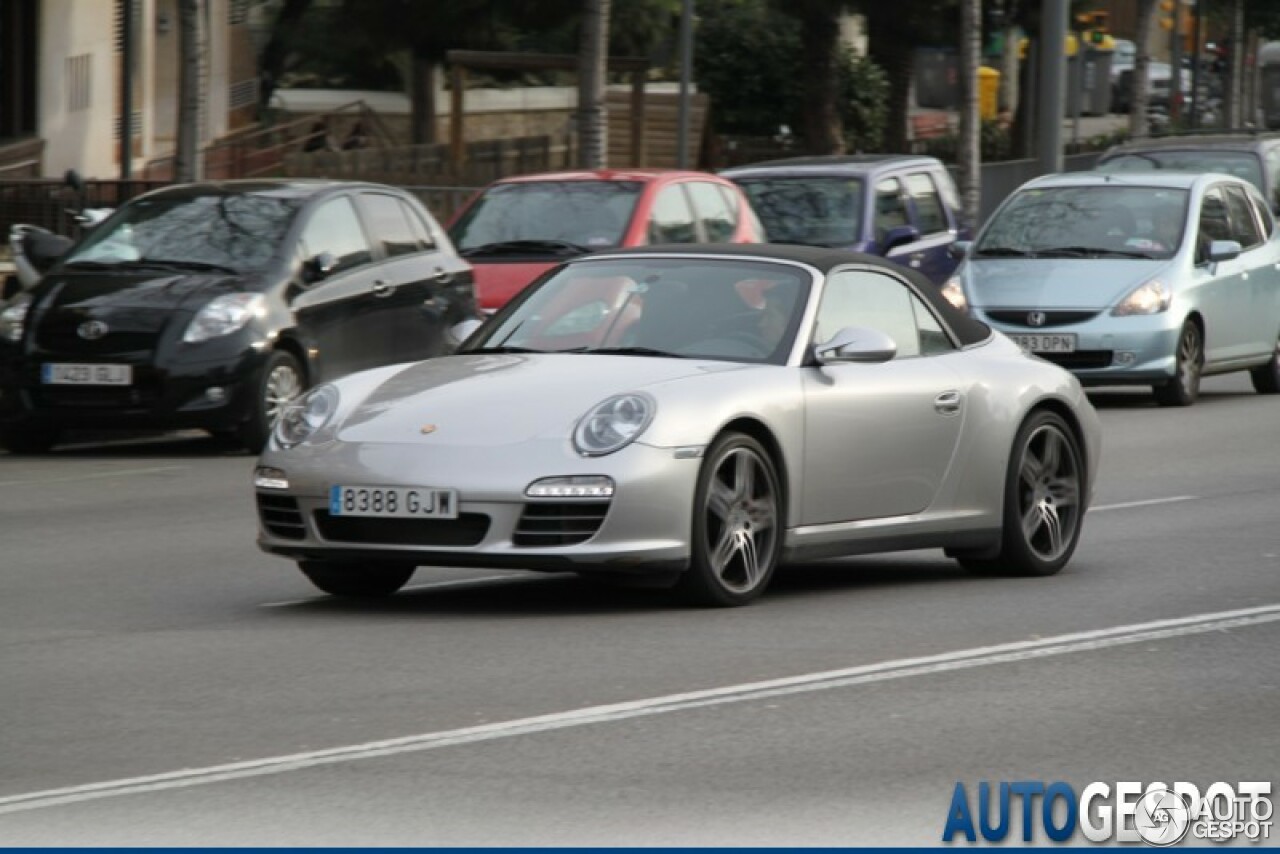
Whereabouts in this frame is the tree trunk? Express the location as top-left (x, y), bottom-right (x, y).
top-left (410, 50), bottom-right (437, 145)
top-left (866, 8), bottom-right (914, 153)
top-left (799, 10), bottom-right (844, 154)
top-left (957, 0), bottom-right (981, 229)
top-left (577, 0), bottom-right (611, 168)
top-left (175, 0), bottom-right (201, 182)
top-left (1129, 0), bottom-right (1157, 139)
top-left (1224, 0), bottom-right (1244, 128)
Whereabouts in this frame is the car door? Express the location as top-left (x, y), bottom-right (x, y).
top-left (1226, 184), bottom-right (1280, 357)
top-left (684, 180), bottom-right (738, 243)
top-left (873, 177), bottom-right (925, 272)
top-left (644, 183), bottom-right (699, 244)
top-left (1189, 184), bottom-right (1249, 365)
top-left (800, 268), bottom-right (965, 525)
top-left (289, 194), bottom-right (382, 381)
top-left (902, 171), bottom-right (960, 283)
top-left (354, 192), bottom-right (472, 365)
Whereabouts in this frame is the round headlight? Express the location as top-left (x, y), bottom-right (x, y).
top-left (573, 393), bottom-right (655, 457)
top-left (274, 384), bottom-right (340, 448)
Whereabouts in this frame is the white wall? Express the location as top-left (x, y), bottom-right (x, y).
top-left (38, 0), bottom-right (121, 178)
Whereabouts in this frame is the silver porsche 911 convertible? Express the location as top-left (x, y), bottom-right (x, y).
top-left (255, 245), bottom-right (1101, 606)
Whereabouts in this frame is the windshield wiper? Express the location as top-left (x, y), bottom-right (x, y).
top-left (1037, 246), bottom-right (1156, 259)
top-left (974, 247), bottom-right (1035, 258)
top-left (464, 345), bottom-right (544, 354)
top-left (459, 239), bottom-right (592, 258)
top-left (62, 259), bottom-right (133, 270)
top-left (139, 258), bottom-right (239, 274)
top-left (570, 346), bottom-right (689, 359)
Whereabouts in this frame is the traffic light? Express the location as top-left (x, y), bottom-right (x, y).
top-left (1158, 0), bottom-right (1177, 32)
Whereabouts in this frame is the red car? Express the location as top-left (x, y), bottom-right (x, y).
top-left (447, 169), bottom-right (764, 312)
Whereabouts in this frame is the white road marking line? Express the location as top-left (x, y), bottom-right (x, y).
top-left (1091, 495), bottom-right (1198, 512)
top-left (3, 602), bottom-right (1279, 816)
top-left (0, 465), bottom-right (188, 487)
top-left (259, 573), bottom-right (536, 607)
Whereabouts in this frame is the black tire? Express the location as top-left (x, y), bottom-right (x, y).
top-left (237, 350), bottom-right (306, 453)
top-left (1152, 321), bottom-right (1202, 407)
top-left (674, 432), bottom-right (783, 607)
top-left (957, 411), bottom-right (1085, 578)
top-left (0, 423), bottom-right (60, 454)
top-left (1249, 336), bottom-right (1280, 394)
top-left (297, 560), bottom-right (416, 598)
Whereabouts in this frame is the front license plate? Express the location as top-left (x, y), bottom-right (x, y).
top-left (329, 485), bottom-right (459, 519)
top-left (41, 363), bottom-right (133, 385)
top-left (1009, 333), bottom-right (1077, 354)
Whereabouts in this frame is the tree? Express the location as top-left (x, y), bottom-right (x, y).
top-left (771, 0), bottom-right (852, 153)
top-left (1129, 0), bottom-right (1157, 139)
top-left (957, 0), bottom-right (981, 227)
top-left (578, 0), bottom-right (612, 167)
top-left (175, 0), bottom-right (201, 182)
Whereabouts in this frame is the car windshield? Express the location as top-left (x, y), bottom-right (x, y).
top-left (976, 185), bottom-right (1190, 259)
top-left (63, 193), bottom-right (302, 273)
top-left (1098, 150), bottom-right (1265, 195)
top-left (466, 257), bottom-right (812, 365)
top-left (734, 176), bottom-right (863, 246)
top-left (449, 180), bottom-right (642, 252)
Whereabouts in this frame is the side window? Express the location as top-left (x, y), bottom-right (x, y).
top-left (298, 196), bottom-right (373, 274)
top-left (361, 193), bottom-right (423, 258)
top-left (401, 200), bottom-right (439, 250)
top-left (1198, 187), bottom-right (1232, 248)
top-left (913, 296), bottom-right (956, 355)
top-left (904, 173), bottom-right (949, 235)
top-left (1267, 146), bottom-right (1280, 210)
top-left (873, 178), bottom-right (910, 243)
top-left (647, 185), bottom-right (698, 244)
top-left (1224, 185), bottom-right (1262, 249)
top-left (1249, 191), bottom-right (1275, 239)
top-left (933, 169), bottom-right (963, 223)
top-left (816, 270), bottom-right (921, 358)
top-left (686, 181), bottom-right (737, 242)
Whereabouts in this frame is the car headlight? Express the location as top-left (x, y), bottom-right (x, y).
top-left (941, 277), bottom-right (968, 312)
top-left (183, 293), bottom-right (267, 343)
top-left (274, 384), bottom-right (340, 448)
top-left (0, 293), bottom-right (33, 343)
top-left (573, 393), bottom-right (655, 457)
top-left (1112, 280), bottom-right (1170, 316)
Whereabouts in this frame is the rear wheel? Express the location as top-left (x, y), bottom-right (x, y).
top-left (297, 560), bottom-right (416, 598)
top-left (957, 411), bottom-right (1084, 577)
top-left (0, 423), bottom-right (60, 454)
top-left (674, 432), bottom-right (783, 607)
top-left (238, 350), bottom-right (305, 453)
top-left (1249, 335), bottom-right (1280, 394)
top-left (1152, 321), bottom-right (1202, 407)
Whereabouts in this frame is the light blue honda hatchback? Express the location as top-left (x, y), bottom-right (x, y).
top-left (943, 172), bottom-right (1280, 406)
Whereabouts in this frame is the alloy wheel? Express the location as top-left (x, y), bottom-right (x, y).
top-left (702, 446), bottom-right (779, 595)
top-left (1016, 423), bottom-right (1082, 563)
top-left (263, 363), bottom-right (303, 422)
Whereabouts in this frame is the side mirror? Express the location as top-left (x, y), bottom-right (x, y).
top-left (948, 240), bottom-right (973, 260)
top-left (449, 318), bottom-right (483, 346)
top-left (1207, 239), bottom-right (1242, 263)
top-left (882, 225), bottom-right (921, 253)
top-left (814, 325), bottom-right (897, 365)
top-left (302, 252), bottom-right (338, 283)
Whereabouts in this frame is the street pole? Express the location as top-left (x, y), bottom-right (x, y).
top-left (1190, 0), bottom-right (1203, 128)
top-left (1037, 0), bottom-right (1068, 175)
top-left (1169, 0), bottom-right (1182, 125)
top-left (676, 0), bottom-right (693, 169)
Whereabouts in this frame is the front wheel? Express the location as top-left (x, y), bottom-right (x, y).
top-left (238, 350), bottom-right (306, 452)
top-left (674, 432), bottom-right (783, 607)
top-left (297, 560), bottom-right (416, 598)
top-left (1249, 335), bottom-right (1280, 394)
top-left (958, 411), bottom-right (1085, 578)
top-left (1152, 321), bottom-right (1202, 407)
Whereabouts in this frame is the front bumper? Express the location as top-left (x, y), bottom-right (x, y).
top-left (974, 309), bottom-right (1182, 386)
top-left (255, 439), bottom-right (701, 575)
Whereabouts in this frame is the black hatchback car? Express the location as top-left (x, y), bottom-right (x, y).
top-left (1097, 133), bottom-right (1280, 213)
top-left (0, 180), bottom-right (476, 453)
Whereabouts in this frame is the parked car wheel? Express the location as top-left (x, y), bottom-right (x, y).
top-left (238, 350), bottom-right (306, 452)
top-left (0, 422), bottom-right (60, 455)
top-left (958, 411), bottom-right (1084, 578)
top-left (675, 432), bottom-right (783, 607)
top-left (1153, 321), bottom-right (1202, 407)
top-left (297, 560), bottom-right (416, 598)
top-left (1249, 336), bottom-right (1280, 394)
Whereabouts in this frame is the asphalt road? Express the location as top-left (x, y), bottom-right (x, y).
top-left (0, 374), bottom-right (1277, 845)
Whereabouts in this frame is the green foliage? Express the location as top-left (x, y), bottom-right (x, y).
top-left (696, 0), bottom-right (889, 150)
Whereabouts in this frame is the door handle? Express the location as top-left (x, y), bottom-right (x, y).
top-left (371, 280), bottom-right (396, 298)
top-left (934, 390), bottom-right (962, 416)
top-left (433, 266), bottom-right (452, 284)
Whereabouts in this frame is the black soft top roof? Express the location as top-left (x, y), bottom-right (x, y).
top-left (584, 243), bottom-right (992, 348)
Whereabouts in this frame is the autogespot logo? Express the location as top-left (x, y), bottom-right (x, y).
top-left (942, 781), bottom-right (1272, 845)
